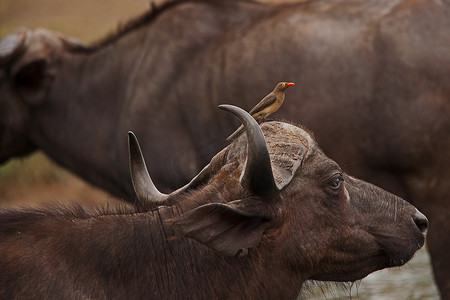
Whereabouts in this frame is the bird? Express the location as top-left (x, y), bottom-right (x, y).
top-left (226, 81), bottom-right (295, 141)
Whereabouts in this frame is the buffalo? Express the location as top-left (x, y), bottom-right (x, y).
top-left (0, 0), bottom-right (448, 296)
top-left (0, 105), bottom-right (428, 299)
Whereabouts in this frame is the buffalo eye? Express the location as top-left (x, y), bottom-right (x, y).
top-left (328, 175), bottom-right (344, 191)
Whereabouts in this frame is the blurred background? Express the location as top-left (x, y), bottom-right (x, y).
top-left (0, 0), bottom-right (441, 298)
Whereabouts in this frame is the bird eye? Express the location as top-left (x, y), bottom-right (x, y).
top-left (282, 83), bottom-right (286, 87)
top-left (328, 175), bottom-right (344, 191)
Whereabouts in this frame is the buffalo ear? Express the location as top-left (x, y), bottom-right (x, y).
top-left (0, 31), bottom-right (26, 64)
top-left (12, 58), bottom-right (54, 106)
top-left (172, 199), bottom-right (274, 257)
top-left (269, 141), bottom-right (306, 190)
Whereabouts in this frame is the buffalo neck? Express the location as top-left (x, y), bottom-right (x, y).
top-left (29, 46), bottom-right (135, 198)
top-left (0, 201), bottom-right (305, 299)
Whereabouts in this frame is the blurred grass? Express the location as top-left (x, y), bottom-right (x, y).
top-left (0, 152), bottom-right (67, 186)
top-left (0, 152), bottom-right (125, 209)
top-left (0, 0), bottom-right (151, 41)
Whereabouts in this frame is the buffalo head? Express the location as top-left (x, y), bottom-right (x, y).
top-left (129, 104), bottom-right (428, 283)
top-left (0, 28), bottom-right (86, 163)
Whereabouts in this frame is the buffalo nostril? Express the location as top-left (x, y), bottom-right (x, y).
top-left (413, 209), bottom-right (428, 236)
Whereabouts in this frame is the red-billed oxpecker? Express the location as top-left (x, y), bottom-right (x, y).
top-left (227, 82), bottom-right (295, 141)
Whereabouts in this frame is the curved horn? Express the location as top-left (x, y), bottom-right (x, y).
top-left (0, 30), bottom-right (26, 65)
top-left (128, 131), bottom-right (168, 204)
top-left (218, 105), bottom-right (278, 196)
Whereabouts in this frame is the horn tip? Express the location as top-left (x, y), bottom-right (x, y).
top-left (218, 104), bottom-right (244, 116)
top-left (128, 131), bottom-right (138, 146)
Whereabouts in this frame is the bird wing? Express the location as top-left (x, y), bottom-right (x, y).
top-left (249, 93), bottom-right (277, 116)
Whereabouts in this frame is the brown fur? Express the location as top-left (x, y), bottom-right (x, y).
top-left (0, 121), bottom-right (427, 299)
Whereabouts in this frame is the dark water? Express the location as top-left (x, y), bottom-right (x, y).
top-left (299, 245), bottom-right (441, 299)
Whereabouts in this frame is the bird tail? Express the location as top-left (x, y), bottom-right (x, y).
top-left (226, 124), bottom-right (244, 142)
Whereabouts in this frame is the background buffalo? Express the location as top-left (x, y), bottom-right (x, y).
top-left (0, 0), bottom-right (442, 300)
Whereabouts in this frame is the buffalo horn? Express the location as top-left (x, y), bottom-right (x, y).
top-left (218, 105), bottom-right (278, 196)
top-left (128, 131), bottom-right (168, 204)
top-left (0, 30), bottom-right (26, 65)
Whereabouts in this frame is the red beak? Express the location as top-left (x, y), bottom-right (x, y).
top-left (287, 82), bottom-right (295, 87)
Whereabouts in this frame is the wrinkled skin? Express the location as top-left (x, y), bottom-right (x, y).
top-left (0, 0), bottom-right (449, 296)
top-left (0, 112), bottom-right (428, 299)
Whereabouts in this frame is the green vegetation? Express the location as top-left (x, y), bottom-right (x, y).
top-left (0, 152), bottom-right (68, 187)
